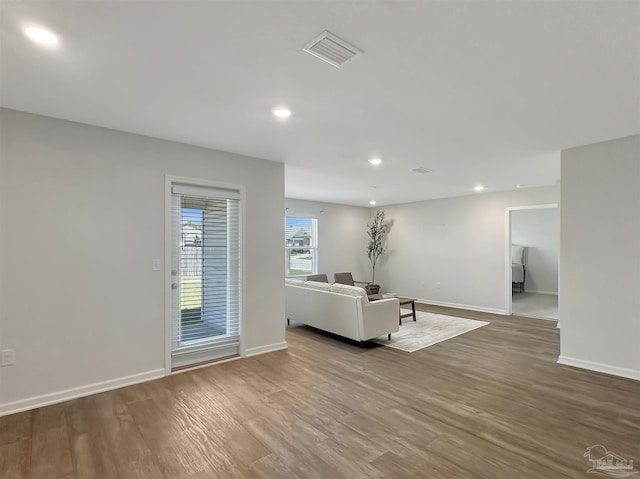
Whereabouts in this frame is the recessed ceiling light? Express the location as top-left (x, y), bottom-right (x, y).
top-left (368, 157), bottom-right (382, 165)
top-left (369, 200), bottom-right (377, 205)
top-left (272, 107), bottom-right (291, 119)
top-left (474, 185), bottom-right (484, 192)
top-left (24, 26), bottom-right (59, 46)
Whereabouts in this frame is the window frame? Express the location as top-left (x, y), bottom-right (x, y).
top-left (285, 216), bottom-right (318, 278)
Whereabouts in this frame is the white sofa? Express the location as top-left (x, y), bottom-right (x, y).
top-left (285, 279), bottom-right (400, 344)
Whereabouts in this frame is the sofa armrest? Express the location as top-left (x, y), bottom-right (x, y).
top-left (360, 298), bottom-right (400, 340)
top-left (363, 298), bottom-right (399, 307)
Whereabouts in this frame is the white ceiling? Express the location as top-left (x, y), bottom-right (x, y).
top-left (1, 1), bottom-right (638, 206)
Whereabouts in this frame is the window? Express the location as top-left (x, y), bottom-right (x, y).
top-left (285, 216), bottom-right (317, 277)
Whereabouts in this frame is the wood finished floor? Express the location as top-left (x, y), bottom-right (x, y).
top-left (2, 304), bottom-right (639, 478)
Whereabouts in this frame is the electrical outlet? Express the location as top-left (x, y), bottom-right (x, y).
top-left (152, 259), bottom-right (161, 271)
top-left (1, 349), bottom-right (15, 366)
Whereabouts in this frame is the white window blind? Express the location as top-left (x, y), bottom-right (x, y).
top-left (171, 184), bottom-right (241, 368)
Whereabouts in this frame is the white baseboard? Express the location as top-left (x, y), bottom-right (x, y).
top-left (415, 298), bottom-right (506, 316)
top-left (557, 356), bottom-right (640, 381)
top-left (526, 290), bottom-right (558, 296)
top-left (513, 312), bottom-right (558, 322)
top-left (0, 368), bottom-right (165, 417)
top-left (243, 341), bottom-right (288, 358)
top-left (0, 342), bottom-right (290, 416)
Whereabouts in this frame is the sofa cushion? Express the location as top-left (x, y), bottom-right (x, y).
top-left (330, 283), bottom-right (368, 301)
top-left (304, 280), bottom-right (332, 291)
top-left (285, 278), bottom-right (305, 285)
top-left (305, 273), bottom-right (329, 283)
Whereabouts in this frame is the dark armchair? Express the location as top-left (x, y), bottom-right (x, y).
top-left (334, 272), bottom-right (381, 300)
top-left (333, 272), bottom-right (369, 287)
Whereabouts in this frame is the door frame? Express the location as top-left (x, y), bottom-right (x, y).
top-left (504, 203), bottom-right (558, 316)
top-left (164, 175), bottom-right (246, 375)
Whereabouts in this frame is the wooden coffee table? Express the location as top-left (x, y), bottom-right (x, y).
top-left (371, 295), bottom-right (416, 325)
top-left (398, 297), bottom-right (416, 325)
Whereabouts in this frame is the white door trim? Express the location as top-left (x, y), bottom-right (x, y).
top-left (504, 203), bottom-right (558, 316)
top-left (164, 175), bottom-right (246, 375)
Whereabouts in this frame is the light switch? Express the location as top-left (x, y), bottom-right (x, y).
top-left (152, 259), bottom-right (161, 271)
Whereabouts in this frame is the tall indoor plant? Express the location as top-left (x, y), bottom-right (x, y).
top-left (366, 209), bottom-right (389, 294)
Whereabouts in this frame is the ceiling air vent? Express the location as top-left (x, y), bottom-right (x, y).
top-left (303, 31), bottom-right (362, 68)
top-left (411, 167), bottom-right (433, 174)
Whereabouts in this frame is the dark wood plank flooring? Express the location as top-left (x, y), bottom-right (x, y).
top-left (1, 304), bottom-right (639, 478)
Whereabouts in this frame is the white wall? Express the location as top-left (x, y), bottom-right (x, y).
top-left (285, 199), bottom-right (371, 283)
top-left (0, 109), bottom-right (286, 413)
top-left (377, 186), bottom-right (559, 314)
top-left (511, 207), bottom-right (559, 294)
top-left (559, 135), bottom-right (640, 380)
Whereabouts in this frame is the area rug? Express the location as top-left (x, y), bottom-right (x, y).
top-left (372, 310), bottom-right (489, 352)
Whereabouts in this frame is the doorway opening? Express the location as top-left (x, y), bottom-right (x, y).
top-left (505, 204), bottom-right (559, 321)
